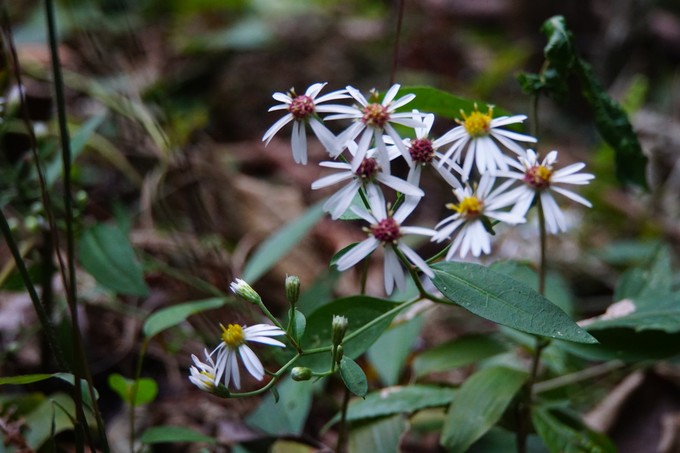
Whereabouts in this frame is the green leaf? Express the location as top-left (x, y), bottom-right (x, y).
top-left (469, 427), bottom-right (547, 453)
top-left (532, 406), bottom-right (616, 453)
top-left (584, 291), bottom-right (680, 333)
top-left (24, 393), bottom-right (95, 450)
top-left (613, 246), bottom-right (672, 301)
top-left (440, 366), bottom-right (528, 453)
top-left (340, 356), bottom-right (368, 398)
top-left (140, 425), bottom-right (216, 444)
top-left (556, 329), bottom-right (680, 363)
top-left (297, 296), bottom-right (401, 372)
top-left (490, 260), bottom-right (574, 315)
top-left (575, 58), bottom-right (648, 189)
top-left (143, 297), bottom-right (226, 339)
top-left (412, 334), bottom-right (507, 378)
top-left (46, 114), bottom-right (107, 186)
top-left (288, 309), bottom-right (306, 343)
top-left (0, 374), bottom-right (54, 385)
top-left (108, 373), bottom-right (158, 406)
top-left (367, 316), bottom-right (423, 386)
top-left (242, 200), bottom-right (325, 283)
top-left (348, 414), bottom-right (408, 453)
top-left (431, 262), bottom-right (596, 343)
top-left (398, 86), bottom-right (501, 120)
top-left (245, 376), bottom-right (315, 436)
top-left (332, 385), bottom-right (456, 424)
top-left (79, 223), bottom-right (149, 296)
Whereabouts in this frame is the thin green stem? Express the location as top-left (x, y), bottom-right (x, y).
top-left (225, 353), bottom-right (301, 398)
top-left (336, 386), bottom-right (352, 453)
top-left (534, 360), bottom-right (626, 395)
top-left (255, 299), bottom-right (302, 353)
top-left (392, 245), bottom-right (429, 297)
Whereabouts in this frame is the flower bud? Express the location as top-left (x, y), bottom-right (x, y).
top-left (331, 315), bottom-right (348, 346)
top-left (335, 345), bottom-right (344, 363)
top-left (229, 278), bottom-right (262, 305)
top-left (285, 275), bottom-right (301, 306)
top-left (291, 367), bottom-right (313, 381)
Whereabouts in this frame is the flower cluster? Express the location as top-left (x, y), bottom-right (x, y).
top-left (263, 82), bottom-right (594, 294)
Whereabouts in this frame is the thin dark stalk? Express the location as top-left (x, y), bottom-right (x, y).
top-left (129, 339), bottom-right (149, 453)
top-left (335, 386), bottom-right (352, 453)
top-left (390, 0), bottom-right (405, 85)
top-left (43, 0), bottom-right (109, 450)
top-left (0, 209), bottom-right (65, 368)
top-left (39, 229), bottom-right (55, 369)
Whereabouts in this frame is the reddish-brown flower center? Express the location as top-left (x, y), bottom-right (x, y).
top-left (409, 138), bottom-right (435, 164)
top-left (355, 157), bottom-right (380, 180)
top-left (288, 95), bottom-right (315, 119)
top-left (362, 103), bottom-right (390, 128)
top-left (370, 217), bottom-right (401, 243)
top-left (523, 165), bottom-right (553, 189)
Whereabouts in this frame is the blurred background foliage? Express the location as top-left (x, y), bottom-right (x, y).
top-left (1, 0), bottom-right (680, 451)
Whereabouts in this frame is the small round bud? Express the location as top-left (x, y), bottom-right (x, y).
top-left (229, 278), bottom-right (262, 305)
top-left (291, 367), bottom-right (313, 381)
top-left (285, 275), bottom-right (301, 306)
top-left (331, 315), bottom-right (349, 346)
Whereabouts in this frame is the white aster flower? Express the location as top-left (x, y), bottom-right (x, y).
top-left (312, 144), bottom-right (424, 220)
top-left (211, 323), bottom-right (286, 390)
top-left (500, 149), bottom-right (595, 234)
top-left (324, 84), bottom-right (423, 170)
top-left (402, 111), bottom-right (464, 190)
top-left (335, 185), bottom-right (435, 295)
top-left (439, 104), bottom-right (537, 181)
top-left (262, 82), bottom-right (349, 164)
top-left (432, 174), bottom-right (525, 259)
top-left (189, 348), bottom-right (217, 392)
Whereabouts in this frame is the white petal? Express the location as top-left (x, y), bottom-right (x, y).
top-left (311, 171), bottom-right (354, 190)
top-left (346, 85), bottom-right (368, 106)
top-left (272, 92), bottom-right (292, 104)
top-left (490, 115), bottom-right (527, 128)
top-left (541, 192), bottom-right (566, 233)
top-left (493, 128), bottom-right (537, 143)
top-left (388, 93), bottom-right (416, 111)
top-left (551, 186), bottom-right (592, 207)
top-left (309, 118), bottom-right (340, 156)
top-left (336, 238), bottom-right (380, 270)
top-left (229, 353), bottom-right (241, 389)
top-left (366, 184), bottom-right (387, 219)
top-left (377, 174), bottom-right (424, 197)
top-left (239, 345), bottom-right (265, 381)
top-left (382, 84), bottom-right (401, 106)
top-left (399, 243), bottom-right (434, 278)
top-left (262, 114), bottom-right (293, 144)
top-left (306, 82), bottom-right (327, 98)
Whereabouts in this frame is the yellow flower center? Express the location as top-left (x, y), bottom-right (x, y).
top-left (524, 164), bottom-right (553, 189)
top-left (221, 323), bottom-right (245, 348)
top-left (459, 105), bottom-right (493, 138)
top-left (447, 196), bottom-right (484, 219)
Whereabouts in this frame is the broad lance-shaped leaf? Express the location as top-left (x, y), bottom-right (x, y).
top-left (340, 356), bottom-right (368, 398)
top-left (532, 406), bottom-right (616, 453)
top-left (79, 223), bottom-right (149, 296)
top-left (140, 426), bottom-right (216, 445)
top-left (431, 262), bottom-right (596, 344)
top-left (441, 366), bottom-right (528, 453)
top-left (242, 200), bottom-right (325, 284)
top-left (143, 297), bottom-right (227, 339)
top-left (328, 385), bottom-right (456, 425)
top-left (397, 86), bottom-right (508, 120)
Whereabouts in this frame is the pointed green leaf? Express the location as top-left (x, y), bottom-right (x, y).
top-left (340, 356), bottom-right (368, 398)
top-left (441, 366), bottom-right (528, 452)
top-left (79, 223), bottom-right (149, 296)
top-left (431, 261), bottom-right (596, 343)
top-left (398, 86), bottom-right (504, 120)
top-left (368, 316), bottom-right (423, 386)
top-left (0, 374), bottom-right (54, 385)
top-left (348, 414), bottom-right (408, 453)
top-left (242, 200), bottom-right (325, 283)
top-left (330, 385), bottom-right (456, 425)
top-left (532, 406), bottom-right (616, 453)
top-left (413, 334), bottom-right (507, 378)
top-left (584, 291), bottom-right (680, 333)
top-left (245, 376), bottom-right (314, 436)
top-left (140, 425), bottom-right (216, 444)
top-left (289, 309), bottom-right (306, 343)
top-left (143, 297), bottom-right (226, 339)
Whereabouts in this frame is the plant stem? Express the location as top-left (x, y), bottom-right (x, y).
top-left (534, 360), bottom-right (626, 394)
top-left (0, 209), bottom-right (65, 368)
top-left (336, 386), bottom-right (352, 453)
top-left (43, 0), bottom-right (108, 450)
top-left (129, 339), bottom-right (149, 453)
top-left (389, 0), bottom-right (405, 86)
